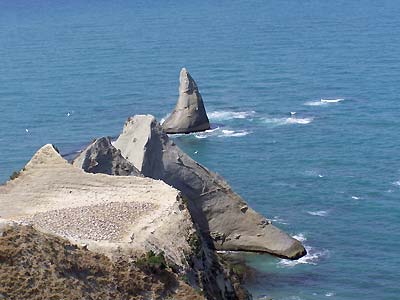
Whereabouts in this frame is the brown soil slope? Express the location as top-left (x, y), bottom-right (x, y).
top-left (0, 224), bottom-right (204, 300)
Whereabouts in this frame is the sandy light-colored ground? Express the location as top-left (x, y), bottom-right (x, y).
top-left (0, 144), bottom-right (195, 263)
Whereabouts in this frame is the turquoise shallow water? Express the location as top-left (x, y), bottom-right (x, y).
top-left (1, 1), bottom-right (400, 299)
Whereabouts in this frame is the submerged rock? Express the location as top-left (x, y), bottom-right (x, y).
top-left (114, 115), bottom-right (306, 260)
top-left (72, 137), bottom-right (141, 176)
top-left (162, 68), bottom-right (210, 134)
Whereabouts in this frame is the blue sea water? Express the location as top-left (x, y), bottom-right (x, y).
top-left (1, 1), bottom-right (399, 299)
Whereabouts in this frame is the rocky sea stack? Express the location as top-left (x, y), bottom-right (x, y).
top-left (162, 68), bottom-right (210, 134)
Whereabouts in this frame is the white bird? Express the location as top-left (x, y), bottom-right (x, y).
top-left (290, 112), bottom-right (296, 116)
top-left (194, 150), bottom-right (198, 154)
top-left (25, 128), bottom-right (29, 133)
top-left (67, 112), bottom-right (71, 117)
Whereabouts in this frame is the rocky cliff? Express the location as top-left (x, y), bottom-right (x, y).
top-left (0, 145), bottom-right (249, 300)
top-left (88, 115), bottom-right (306, 259)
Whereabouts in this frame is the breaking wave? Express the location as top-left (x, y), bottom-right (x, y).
top-left (219, 129), bottom-right (251, 137)
top-left (278, 233), bottom-right (329, 267)
top-left (271, 216), bottom-right (288, 225)
top-left (292, 233), bottom-right (307, 243)
top-left (304, 98), bottom-right (344, 106)
top-left (307, 210), bottom-right (328, 217)
top-left (392, 180), bottom-right (400, 186)
top-left (193, 127), bottom-right (251, 139)
top-left (208, 110), bottom-right (256, 121)
top-left (263, 116), bottom-right (313, 126)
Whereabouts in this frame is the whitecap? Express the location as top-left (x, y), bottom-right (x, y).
top-left (219, 129), bottom-right (251, 137)
top-left (392, 180), bottom-right (400, 186)
top-left (351, 196), bottom-right (360, 200)
top-left (263, 116), bottom-right (313, 126)
top-left (304, 98), bottom-right (344, 106)
top-left (321, 98), bottom-right (344, 103)
top-left (304, 170), bottom-right (324, 178)
top-left (325, 292), bottom-right (335, 297)
top-left (208, 110), bottom-right (256, 121)
top-left (307, 210), bottom-right (328, 217)
top-left (271, 216), bottom-right (288, 225)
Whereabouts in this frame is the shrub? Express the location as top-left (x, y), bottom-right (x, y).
top-left (136, 250), bottom-right (167, 271)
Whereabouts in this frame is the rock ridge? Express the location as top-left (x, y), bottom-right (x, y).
top-left (0, 144), bottom-right (250, 300)
top-left (113, 115), bottom-right (306, 259)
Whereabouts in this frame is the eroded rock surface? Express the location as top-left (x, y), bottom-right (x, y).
top-left (0, 144), bottom-right (190, 263)
top-left (72, 137), bottom-right (141, 176)
top-left (114, 115), bottom-right (306, 260)
top-left (162, 68), bottom-right (210, 134)
top-left (0, 144), bottom-right (249, 300)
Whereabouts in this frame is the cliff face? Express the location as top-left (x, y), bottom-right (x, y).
top-left (0, 145), bottom-right (249, 300)
top-left (112, 115), bottom-right (306, 260)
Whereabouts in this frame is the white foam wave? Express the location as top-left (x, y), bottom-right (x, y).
top-left (325, 292), bottom-right (335, 297)
top-left (263, 116), bottom-right (313, 126)
top-left (271, 216), bottom-right (288, 225)
top-left (208, 110), bottom-right (256, 121)
top-left (292, 233), bottom-right (307, 243)
top-left (304, 170), bottom-right (324, 178)
top-left (278, 234), bottom-right (329, 267)
top-left (304, 98), bottom-right (344, 106)
top-left (193, 127), bottom-right (251, 139)
top-left (351, 196), bottom-right (360, 200)
top-left (219, 129), bottom-right (251, 137)
top-left (321, 98), bottom-right (344, 103)
top-left (279, 246), bottom-right (329, 267)
top-left (392, 180), bottom-right (400, 186)
top-left (307, 210), bottom-right (328, 217)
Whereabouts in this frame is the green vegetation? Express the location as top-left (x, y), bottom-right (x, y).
top-left (188, 233), bottom-right (201, 256)
top-left (135, 250), bottom-right (167, 271)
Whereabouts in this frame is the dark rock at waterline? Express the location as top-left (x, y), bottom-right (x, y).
top-left (72, 137), bottom-right (141, 176)
top-left (162, 68), bottom-right (210, 134)
top-left (113, 115), bottom-right (306, 260)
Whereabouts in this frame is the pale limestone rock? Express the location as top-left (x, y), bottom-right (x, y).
top-left (114, 115), bottom-right (306, 260)
top-left (0, 144), bottom-right (246, 299)
top-left (162, 68), bottom-right (210, 134)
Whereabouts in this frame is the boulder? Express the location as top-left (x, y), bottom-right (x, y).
top-left (162, 68), bottom-right (210, 134)
top-left (72, 137), bottom-right (141, 176)
top-left (114, 115), bottom-right (306, 260)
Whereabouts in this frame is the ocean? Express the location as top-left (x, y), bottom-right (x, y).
top-left (1, 1), bottom-right (399, 299)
